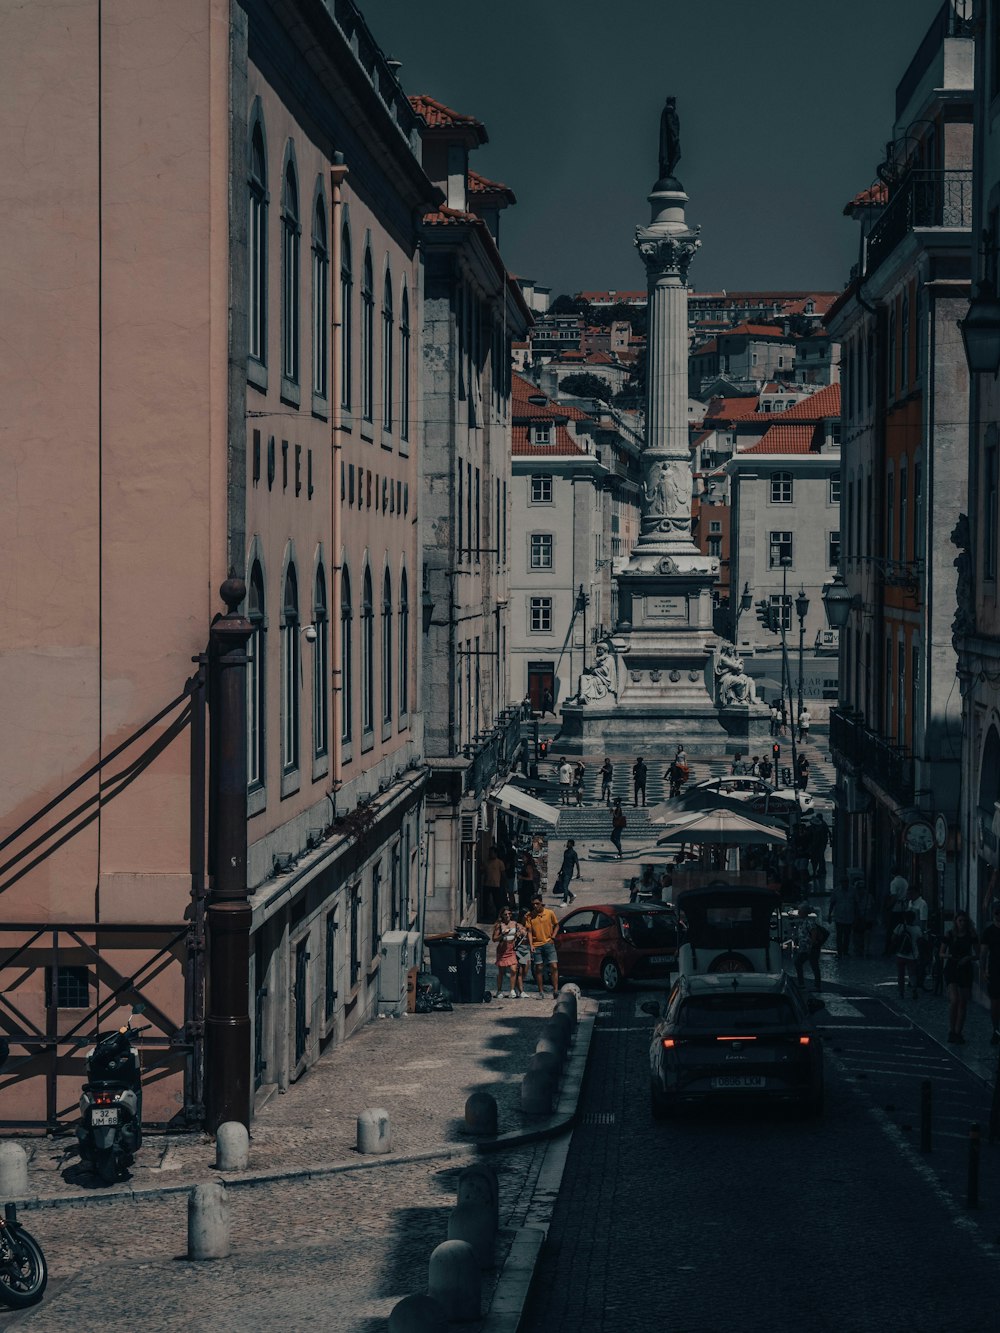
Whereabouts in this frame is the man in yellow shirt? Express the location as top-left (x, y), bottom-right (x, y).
top-left (526, 895), bottom-right (561, 998)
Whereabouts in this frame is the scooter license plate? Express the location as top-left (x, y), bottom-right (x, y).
top-left (91, 1107), bottom-right (119, 1126)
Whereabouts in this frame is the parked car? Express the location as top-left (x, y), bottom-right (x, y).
top-left (692, 775), bottom-right (814, 814)
top-left (644, 971), bottom-right (824, 1119)
top-left (554, 903), bottom-right (681, 992)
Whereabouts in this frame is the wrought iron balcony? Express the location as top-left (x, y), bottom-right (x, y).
top-left (464, 708), bottom-right (524, 797)
top-left (829, 707), bottom-right (914, 807)
top-left (866, 169), bottom-right (972, 278)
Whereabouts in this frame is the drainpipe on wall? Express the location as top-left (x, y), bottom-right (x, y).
top-left (330, 153), bottom-right (349, 808)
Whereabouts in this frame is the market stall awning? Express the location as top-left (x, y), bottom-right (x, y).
top-left (656, 806), bottom-right (787, 847)
top-left (489, 783), bottom-right (560, 827)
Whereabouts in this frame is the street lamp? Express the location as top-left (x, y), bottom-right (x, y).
top-left (821, 571), bottom-right (857, 630)
top-left (959, 232), bottom-right (1000, 375)
top-left (794, 586), bottom-right (810, 721)
top-left (575, 585), bottom-right (589, 673)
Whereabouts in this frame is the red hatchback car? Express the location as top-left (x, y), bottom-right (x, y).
top-left (554, 903), bottom-right (681, 991)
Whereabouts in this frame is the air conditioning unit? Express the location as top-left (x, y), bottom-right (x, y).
top-left (460, 809), bottom-right (479, 844)
top-left (378, 929), bottom-right (423, 1016)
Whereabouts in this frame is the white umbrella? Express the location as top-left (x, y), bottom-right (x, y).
top-left (655, 806), bottom-right (787, 847)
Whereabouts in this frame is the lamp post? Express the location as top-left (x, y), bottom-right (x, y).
top-left (795, 585), bottom-right (810, 722)
top-left (575, 585), bottom-right (589, 674)
top-left (734, 581), bottom-right (753, 641)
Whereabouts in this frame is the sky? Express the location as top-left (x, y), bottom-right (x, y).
top-left (363, 0), bottom-right (948, 298)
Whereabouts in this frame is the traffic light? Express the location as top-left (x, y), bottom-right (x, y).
top-left (538, 739), bottom-right (550, 759)
top-left (772, 742), bottom-right (781, 765)
top-left (755, 599), bottom-right (778, 632)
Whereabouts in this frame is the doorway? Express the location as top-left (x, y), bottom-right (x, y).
top-left (527, 661), bottom-right (555, 714)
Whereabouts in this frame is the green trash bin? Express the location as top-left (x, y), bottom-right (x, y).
top-left (426, 929), bottom-right (489, 1003)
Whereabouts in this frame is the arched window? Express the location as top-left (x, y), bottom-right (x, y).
top-left (341, 222), bottom-right (352, 411)
top-left (899, 458), bottom-right (908, 564)
top-left (247, 561), bottom-right (265, 786)
top-left (382, 569), bottom-right (393, 725)
top-left (340, 567), bottom-right (352, 744)
top-left (399, 569), bottom-right (409, 718)
top-left (361, 566), bottom-right (374, 732)
top-left (282, 564), bottom-right (300, 773)
top-left (248, 123), bottom-right (267, 365)
top-left (312, 194), bottom-right (328, 399)
top-left (281, 156), bottom-right (300, 385)
top-left (382, 270), bottom-right (393, 430)
top-left (313, 565), bottom-right (328, 759)
top-left (400, 285), bottom-right (410, 441)
top-left (361, 246), bottom-right (374, 422)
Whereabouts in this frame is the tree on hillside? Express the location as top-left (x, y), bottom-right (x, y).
top-left (560, 372), bottom-right (613, 403)
top-left (550, 293), bottom-right (589, 316)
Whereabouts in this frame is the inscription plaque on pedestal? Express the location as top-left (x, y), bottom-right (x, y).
top-left (645, 595), bottom-right (687, 620)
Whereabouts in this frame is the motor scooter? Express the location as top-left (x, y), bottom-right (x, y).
top-left (0, 1043), bottom-right (47, 1308)
top-left (76, 1004), bottom-right (149, 1184)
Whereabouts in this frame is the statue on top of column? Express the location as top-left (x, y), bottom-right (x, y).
top-left (658, 96), bottom-right (682, 183)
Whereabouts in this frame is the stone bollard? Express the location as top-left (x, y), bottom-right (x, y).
top-left (188, 1180), bottom-right (230, 1259)
top-left (447, 1199), bottom-right (496, 1267)
top-left (457, 1163), bottom-right (499, 1229)
top-left (0, 1143), bottom-right (29, 1199)
top-left (215, 1121), bottom-right (250, 1172)
top-left (521, 1068), bottom-right (554, 1115)
top-left (555, 991), bottom-right (578, 1022)
top-left (463, 1091), bottom-right (498, 1137)
top-left (357, 1107), bottom-right (392, 1155)
top-left (528, 1049), bottom-right (561, 1086)
top-left (535, 1033), bottom-right (565, 1066)
top-left (545, 1013), bottom-right (573, 1052)
top-left (428, 1239), bottom-right (480, 1321)
top-left (388, 1293), bottom-right (449, 1333)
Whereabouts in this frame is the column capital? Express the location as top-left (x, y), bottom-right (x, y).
top-left (635, 230), bottom-right (701, 282)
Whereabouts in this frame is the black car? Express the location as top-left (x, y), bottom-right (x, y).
top-left (645, 971), bottom-right (824, 1119)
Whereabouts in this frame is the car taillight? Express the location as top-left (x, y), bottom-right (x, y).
top-left (715, 1035), bottom-right (758, 1042)
top-left (798, 1036), bottom-right (811, 1046)
top-left (662, 1038), bottom-right (676, 1050)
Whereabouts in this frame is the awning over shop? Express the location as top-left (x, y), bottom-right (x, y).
top-left (489, 783), bottom-right (560, 827)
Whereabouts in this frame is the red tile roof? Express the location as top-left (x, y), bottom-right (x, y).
top-left (778, 382), bottom-right (841, 419)
top-left (408, 95), bottom-right (488, 142)
top-left (512, 373), bottom-right (589, 421)
top-left (422, 205), bottom-right (481, 226)
top-left (512, 424), bottom-right (586, 456)
top-left (721, 323), bottom-right (791, 339)
top-left (693, 339), bottom-right (719, 356)
top-left (575, 290), bottom-right (646, 303)
top-left (742, 424), bottom-right (817, 455)
top-left (468, 169), bottom-right (516, 204)
top-left (704, 396), bottom-right (761, 420)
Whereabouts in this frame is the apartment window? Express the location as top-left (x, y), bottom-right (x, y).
top-left (467, 462), bottom-right (473, 564)
top-left (399, 286), bottom-right (410, 441)
top-left (900, 292), bottom-right (910, 391)
top-left (769, 531), bottom-right (793, 567)
top-left (340, 567), bottom-right (353, 743)
top-left (324, 909), bottom-right (337, 1022)
top-left (887, 307), bottom-right (897, 397)
top-left (829, 473), bottom-right (841, 504)
top-left (986, 442), bottom-right (999, 580)
top-left (709, 519), bottom-right (722, 533)
top-left (399, 570), bottom-right (409, 717)
top-left (708, 536), bottom-right (722, 557)
top-left (340, 223), bottom-right (352, 409)
top-left (502, 481), bottom-right (507, 564)
top-left (829, 531), bottom-right (841, 567)
top-left (350, 886), bottom-right (360, 986)
top-left (45, 966), bottom-right (90, 1010)
top-left (911, 643), bottom-right (920, 743)
top-left (248, 122), bottom-right (267, 367)
top-left (281, 565), bottom-right (300, 774)
top-left (370, 862), bottom-right (382, 960)
top-left (913, 461), bottom-right (923, 560)
top-left (530, 534), bottom-right (553, 569)
top-left (533, 424), bottom-right (552, 445)
top-left (382, 270), bottom-right (393, 430)
top-left (886, 470), bottom-right (895, 560)
top-left (313, 567), bottom-right (328, 760)
top-left (899, 462), bottom-right (908, 563)
top-left (770, 472), bottom-right (793, 504)
top-left (531, 474), bottom-right (553, 503)
top-left (361, 567), bottom-right (374, 733)
top-left (475, 467), bottom-right (481, 563)
top-left (530, 597), bottom-right (553, 632)
top-left (382, 569), bottom-right (393, 725)
top-left (768, 593), bottom-right (792, 632)
top-left (361, 246), bottom-right (374, 422)
top-left (281, 158), bottom-right (300, 386)
top-left (312, 195), bottom-right (328, 399)
top-left (247, 561), bottom-right (265, 788)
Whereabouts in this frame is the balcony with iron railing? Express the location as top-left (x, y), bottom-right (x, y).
top-left (830, 706), bottom-right (915, 808)
top-left (865, 169), bottom-right (972, 278)
top-left (894, 1), bottom-right (974, 121)
top-left (464, 707), bottom-right (524, 797)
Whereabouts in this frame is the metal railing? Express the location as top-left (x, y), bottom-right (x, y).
top-left (829, 707), bottom-right (915, 807)
top-left (464, 708), bottom-right (523, 796)
top-left (866, 169), bottom-right (973, 277)
top-left (895, 2), bottom-right (975, 120)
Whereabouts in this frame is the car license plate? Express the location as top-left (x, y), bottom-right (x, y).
top-left (711, 1076), bottom-right (765, 1089)
top-left (91, 1107), bottom-right (119, 1126)
top-left (650, 955), bottom-right (673, 965)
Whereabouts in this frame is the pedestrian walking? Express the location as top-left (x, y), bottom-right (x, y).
top-left (513, 912), bottom-right (532, 996)
top-left (572, 761), bottom-right (585, 807)
top-left (610, 800), bottom-right (627, 858)
top-left (557, 756), bottom-right (575, 806)
top-left (892, 909), bottom-right (923, 1000)
top-left (556, 839), bottom-right (581, 903)
top-left (518, 850), bottom-right (540, 913)
top-left (541, 686), bottom-right (554, 717)
top-left (979, 904), bottom-right (1000, 1043)
top-left (827, 880), bottom-right (856, 960)
top-left (941, 910), bottom-right (979, 1043)
top-left (769, 703), bottom-right (781, 737)
top-left (492, 908), bottom-right (520, 997)
top-left (883, 868), bottom-right (910, 955)
top-left (797, 706), bottom-right (811, 745)
top-left (730, 751), bottom-right (747, 776)
top-left (787, 902), bottom-right (826, 991)
top-left (599, 758), bottom-right (614, 805)
top-left (632, 756), bottom-right (648, 807)
top-left (795, 753), bottom-right (810, 791)
top-left (907, 885), bottom-right (931, 988)
top-left (482, 845), bottom-right (507, 920)
top-left (758, 754), bottom-right (773, 784)
top-left (808, 815), bottom-right (829, 880)
top-left (526, 896), bottom-right (561, 998)
top-left (748, 755), bottom-right (760, 776)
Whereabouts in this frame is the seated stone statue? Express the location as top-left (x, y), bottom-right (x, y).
top-left (576, 638), bottom-right (620, 705)
top-left (715, 642), bottom-right (757, 707)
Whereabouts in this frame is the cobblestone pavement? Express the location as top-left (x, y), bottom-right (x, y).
top-left (522, 987), bottom-right (1000, 1333)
